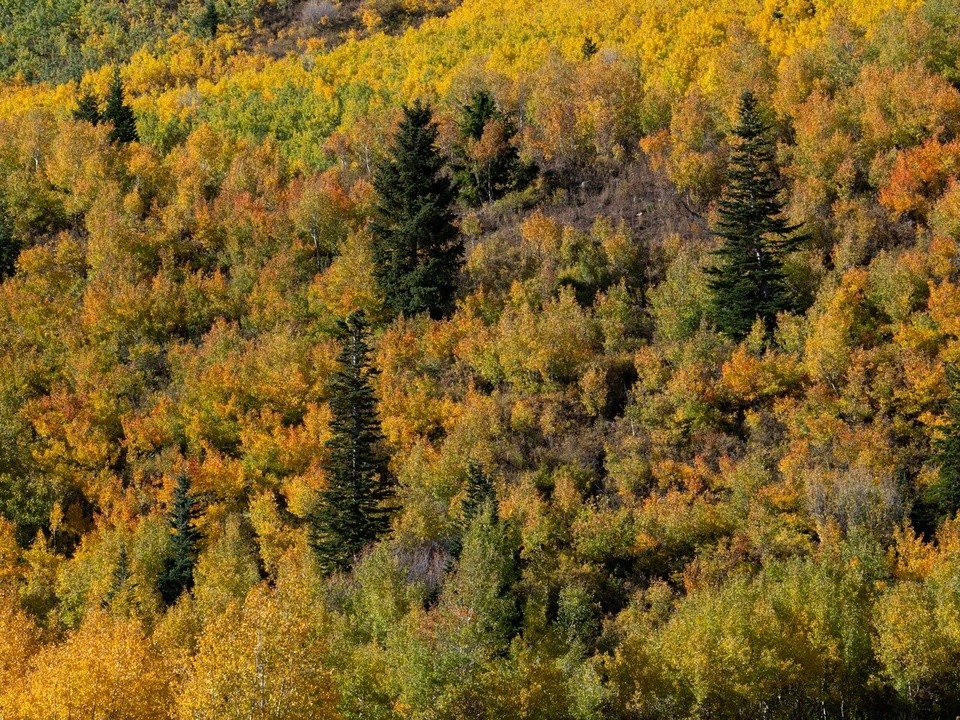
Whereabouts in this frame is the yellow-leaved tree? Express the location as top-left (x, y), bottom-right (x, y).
top-left (15, 610), bottom-right (174, 720)
top-left (178, 571), bottom-right (340, 720)
top-left (0, 593), bottom-right (39, 717)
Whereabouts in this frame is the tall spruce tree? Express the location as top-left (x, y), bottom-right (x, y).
top-left (199, 0), bottom-right (220, 39)
top-left (371, 101), bottom-right (462, 319)
top-left (706, 91), bottom-right (801, 340)
top-left (452, 461), bottom-right (496, 559)
top-left (0, 202), bottom-right (18, 280)
top-left (453, 90), bottom-right (529, 206)
top-left (104, 68), bottom-right (138, 145)
top-left (158, 473), bottom-right (199, 604)
top-left (104, 540), bottom-right (134, 608)
top-left (931, 364), bottom-right (960, 520)
top-left (309, 311), bottom-right (394, 573)
top-left (462, 461), bottom-right (494, 524)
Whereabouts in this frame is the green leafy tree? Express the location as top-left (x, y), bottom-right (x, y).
top-left (706, 91), bottom-right (801, 340)
top-left (72, 91), bottom-right (101, 125)
top-left (371, 101), bottom-right (462, 319)
top-left (158, 473), bottom-right (199, 604)
top-left (309, 311), bottom-right (394, 573)
top-left (393, 504), bottom-right (520, 717)
top-left (110, 542), bottom-right (130, 595)
top-left (453, 90), bottom-right (533, 207)
top-left (103, 68), bottom-right (138, 145)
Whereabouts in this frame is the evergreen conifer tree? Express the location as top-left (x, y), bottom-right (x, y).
top-left (371, 101), bottom-right (461, 319)
top-left (453, 90), bottom-right (529, 206)
top-left (111, 541), bottom-right (130, 590)
top-left (309, 311), bottom-right (394, 573)
top-left (0, 203), bottom-right (18, 280)
top-left (199, 0), bottom-right (220, 39)
top-left (706, 91), bottom-right (801, 340)
top-left (462, 461), bottom-right (494, 524)
top-left (582, 36), bottom-right (599, 59)
top-left (73, 91), bottom-right (101, 125)
top-left (104, 540), bottom-right (134, 608)
top-left (104, 68), bottom-right (138, 145)
top-left (459, 91), bottom-right (498, 147)
top-left (932, 364), bottom-right (960, 520)
top-left (451, 461), bottom-right (495, 559)
top-left (443, 501), bottom-right (520, 653)
top-left (159, 473), bottom-right (199, 604)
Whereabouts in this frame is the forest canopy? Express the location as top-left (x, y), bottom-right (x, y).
top-left (1, 0), bottom-right (960, 718)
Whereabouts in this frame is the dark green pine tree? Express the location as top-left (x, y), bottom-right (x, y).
top-left (104, 540), bottom-right (133, 607)
top-left (451, 461), bottom-right (495, 559)
top-left (72, 91), bottom-right (101, 125)
top-left (453, 90), bottom-right (529, 207)
top-left (0, 202), bottom-right (18, 280)
top-left (199, 0), bottom-right (220, 39)
top-left (309, 311), bottom-right (394, 573)
top-left (706, 91), bottom-right (801, 340)
top-left (582, 36), bottom-right (599, 59)
top-left (371, 101), bottom-right (462, 319)
top-left (459, 90), bottom-right (499, 150)
top-left (158, 473), bottom-right (199, 604)
top-left (104, 68), bottom-right (139, 145)
top-left (462, 461), bottom-right (495, 524)
top-left (931, 364), bottom-right (960, 520)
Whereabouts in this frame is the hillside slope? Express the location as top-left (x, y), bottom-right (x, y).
top-left (0, 0), bottom-right (959, 718)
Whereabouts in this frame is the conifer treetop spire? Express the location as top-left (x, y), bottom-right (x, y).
top-left (104, 67), bottom-right (139, 145)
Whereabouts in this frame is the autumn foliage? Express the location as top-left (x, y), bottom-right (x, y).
top-left (1, 0), bottom-right (960, 718)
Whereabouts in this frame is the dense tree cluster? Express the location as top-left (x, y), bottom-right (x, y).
top-left (452, 90), bottom-right (532, 206)
top-left (0, 0), bottom-right (959, 718)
